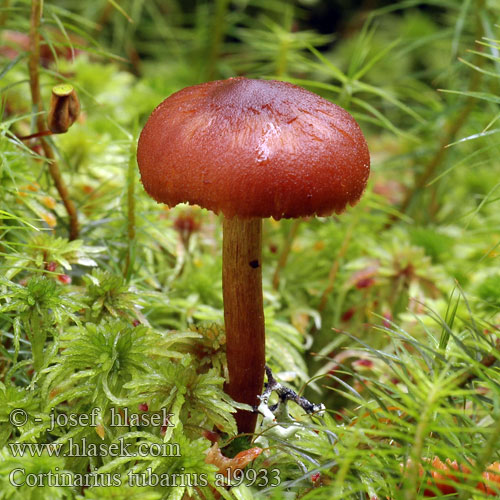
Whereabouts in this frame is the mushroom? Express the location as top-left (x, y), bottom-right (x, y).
top-left (137, 77), bottom-right (370, 433)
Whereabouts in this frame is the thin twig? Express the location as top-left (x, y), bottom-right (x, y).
top-left (28, 0), bottom-right (79, 240)
top-left (258, 365), bottom-right (325, 416)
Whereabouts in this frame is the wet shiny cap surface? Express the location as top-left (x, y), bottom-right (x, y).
top-left (137, 77), bottom-right (370, 219)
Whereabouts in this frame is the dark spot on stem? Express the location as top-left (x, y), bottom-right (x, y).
top-left (249, 260), bottom-right (259, 268)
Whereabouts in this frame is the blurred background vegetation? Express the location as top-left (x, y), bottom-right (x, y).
top-left (0, 0), bottom-right (499, 498)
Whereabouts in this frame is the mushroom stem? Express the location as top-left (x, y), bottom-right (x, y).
top-left (222, 216), bottom-right (265, 434)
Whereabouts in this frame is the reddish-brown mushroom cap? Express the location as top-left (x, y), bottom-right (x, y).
top-left (137, 77), bottom-right (370, 218)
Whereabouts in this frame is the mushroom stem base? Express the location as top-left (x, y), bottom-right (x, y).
top-left (223, 216), bottom-right (265, 434)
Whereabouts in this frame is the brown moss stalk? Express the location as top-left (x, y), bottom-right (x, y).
top-left (0, 0), bottom-right (10, 27)
top-left (390, 3), bottom-right (485, 227)
top-left (317, 221), bottom-right (356, 315)
top-left (272, 218), bottom-right (301, 290)
top-left (206, 0), bottom-right (229, 80)
top-left (222, 217), bottom-right (265, 434)
top-left (28, 0), bottom-right (78, 240)
top-left (397, 66), bottom-right (483, 222)
top-left (458, 337), bottom-right (500, 389)
top-left (123, 140), bottom-right (137, 280)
